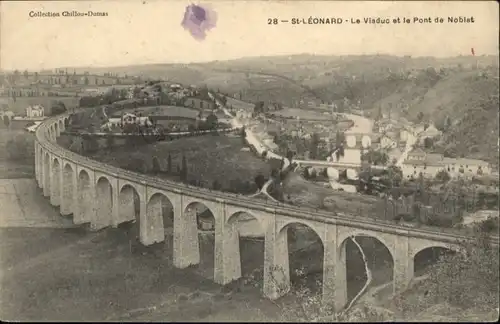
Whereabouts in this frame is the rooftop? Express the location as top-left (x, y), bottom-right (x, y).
top-left (442, 157), bottom-right (490, 167)
top-left (403, 153), bottom-right (491, 167)
top-left (408, 147), bottom-right (426, 156)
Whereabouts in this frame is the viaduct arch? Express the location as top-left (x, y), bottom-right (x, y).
top-left (35, 110), bottom-right (499, 312)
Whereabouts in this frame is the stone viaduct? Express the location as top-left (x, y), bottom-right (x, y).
top-left (35, 113), bottom-right (499, 311)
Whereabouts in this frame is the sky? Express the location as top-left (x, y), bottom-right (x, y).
top-left (1, 0), bottom-right (498, 70)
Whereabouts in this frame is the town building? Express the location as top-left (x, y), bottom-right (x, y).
top-left (401, 148), bottom-right (492, 179)
top-left (25, 104), bottom-right (45, 118)
top-left (236, 110), bottom-right (252, 119)
top-left (379, 134), bottom-right (398, 149)
top-left (183, 97), bottom-right (216, 110)
top-left (102, 113), bottom-right (153, 131)
top-left (418, 123), bottom-right (442, 144)
top-left (399, 127), bottom-right (411, 142)
top-left (0, 110), bottom-right (15, 123)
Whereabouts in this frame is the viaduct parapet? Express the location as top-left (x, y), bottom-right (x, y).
top-left (35, 111), bottom-right (498, 311)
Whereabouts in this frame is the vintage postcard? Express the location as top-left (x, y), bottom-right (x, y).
top-left (0, 0), bottom-right (498, 322)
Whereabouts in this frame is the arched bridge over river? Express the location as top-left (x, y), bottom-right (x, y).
top-left (35, 112), bottom-right (499, 311)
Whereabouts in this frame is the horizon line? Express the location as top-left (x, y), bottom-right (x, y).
top-left (1, 52), bottom-right (498, 73)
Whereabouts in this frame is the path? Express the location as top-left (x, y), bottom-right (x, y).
top-left (210, 92), bottom-right (291, 170)
top-left (0, 179), bottom-right (76, 229)
top-left (343, 113), bottom-right (373, 135)
top-left (395, 130), bottom-right (419, 167)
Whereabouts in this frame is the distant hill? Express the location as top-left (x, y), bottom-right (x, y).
top-left (59, 54), bottom-right (498, 82)
top-left (54, 54), bottom-right (499, 164)
top-left (328, 67), bottom-right (499, 166)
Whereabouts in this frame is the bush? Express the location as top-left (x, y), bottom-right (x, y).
top-left (152, 156), bottom-right (161, 173)
top-left (50, 101), bottom-right (67, 116)
top-left (395, 232), bottom-right (499, 317)
top-left (105, 136), bottom-right (115, 149)
top-left (123, 157), bottom-right (148, 173)
top-left (3, 115), bottom-right (11, 127)
top-left (212, 180), bottom-right (222, 190)
top-left (435, 169), bottom-right (451, 182)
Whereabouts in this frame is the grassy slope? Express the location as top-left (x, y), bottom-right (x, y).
top-left (0, 227), bottom-right (283, 322)
top-left (0, 123), bottom-right (35, 178)
top-left (213, 59), bottom-right (499, 166)
top-left (85, 134), bottom-right (270, 192)
top-left (366, 70), bottom-right (499, 165)
top-left (1, 96), bottom-right (80, 115)
top-left (282, 172), bottom-right (383, 217)
top-left (205, 57), bottom-right (499, 166)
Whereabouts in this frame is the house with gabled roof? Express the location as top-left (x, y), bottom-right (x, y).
top-left (402, 147), bottom-right (492, 179)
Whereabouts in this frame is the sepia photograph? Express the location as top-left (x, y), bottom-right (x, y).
top-left (0, 0), bottom-right (498, 322)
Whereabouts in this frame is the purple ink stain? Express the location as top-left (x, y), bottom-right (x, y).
top-left (181, 4), bottom-right (217, 41)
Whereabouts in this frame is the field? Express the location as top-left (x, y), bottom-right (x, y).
top-left (0, 178), bottom-right (390, 322)
top-left (282, 172), bottom-right (385, 218)
top-left (225, 96), bottom-right (256, 112)
top-left (0, 121), bottom-right (36, 178)
top-left (108, 105), bottom-right (200, 119)
top-left (0, 178), bottom-right (389, 322)
top-left (0, 96), bottom-right (80, 116)
top-left (85, 134), bottom-right (271, 193)
top-left (1, 176), bottom-right (490, 322)
top-left (0, 226), bottom-right (276, 322)
top-left (268, 108), bottom-right (335, 120)
top-left (0, 222), bottom-right (396, 321)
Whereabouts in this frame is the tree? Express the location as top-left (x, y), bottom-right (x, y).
top-left (3, 115), bottom-right (10, 127)
top-left (335, 130), bottom-right (345, 147)
top-left (180, 155), bottom-right (188, 181)
top-left (435, 169), bottom-right (451, 182)
top-left (386, 165), bottom-right (403, 187)
top-left (417, 111), bottom-right (425, 123)
top-left (437, 115), bottom-right (453, 132)
top-left (122, 123), bottom-right (139, 134)
top-left (280, 158), bottom-right (285, 170)
top-left (105, 135), bottom-right (115, 150)
top-left (119, 89), bottom-right (128, 100)
top-left (254, 174), bottom-right (266, 190)
top-left (240, 126), bottom-right (246, 142)
top-left (212, 180), bottom-right (222, 190)
top-left (166, 154), bottom-right (172, 172)
top-left (205, 113), bottom-right (218, 130)
top-left (303, 167), bottom-right (310, 180)
top-left (253, 101), bottom-right (265, 115)
top-left (443, 143), bottom-right (458, 158)
top-left (13, 69), bottom-right (20, 83)
top-left (309, 133), bottom-right (321, 159)
top-left (361, 149), bottom-right (389, 165)
top-left (51, 101), bottom-right (67, 116)
top-left (152, 157), bottom-right (161, 173)
top-left (395, 232), bottom-right (498, 318)
top-left (375, 105), bottom-right (383, 121)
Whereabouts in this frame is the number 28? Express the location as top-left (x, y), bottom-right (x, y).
top-left (268, 18), bottom-right (278, 25)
